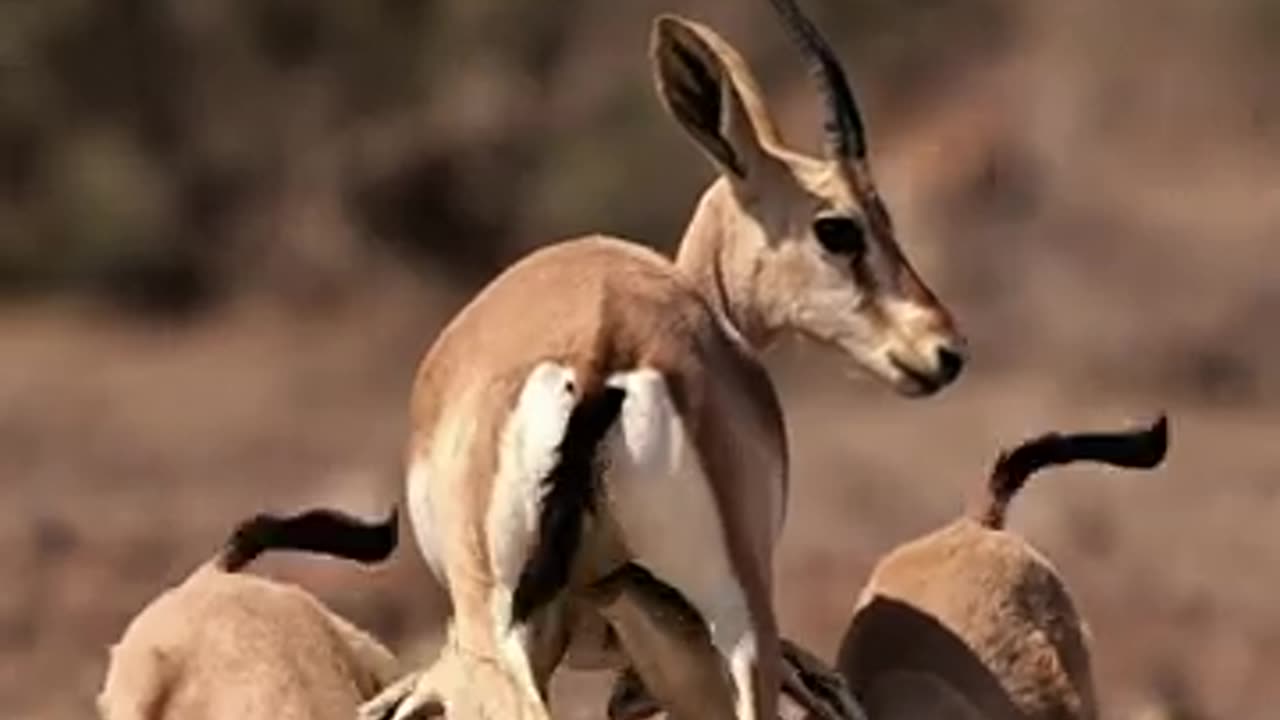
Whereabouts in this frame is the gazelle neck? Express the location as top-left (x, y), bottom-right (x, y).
top-left (675, 179), bottom-right (775, 350)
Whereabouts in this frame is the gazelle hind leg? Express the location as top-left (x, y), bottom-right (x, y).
top-left (603, 369), bottom-right (779, 720)
top-left (391, 361), bottom-right (579, 720)
top-left (486, 361), bottom-right (621, 716)
top-left (485, 361), bottom-right (580, 715)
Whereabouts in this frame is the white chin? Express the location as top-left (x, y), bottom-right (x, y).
top-left (884, 367), bottom-right (942, 397)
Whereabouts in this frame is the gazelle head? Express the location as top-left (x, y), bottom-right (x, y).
top-left (654, 0), bottom-right (965, 397)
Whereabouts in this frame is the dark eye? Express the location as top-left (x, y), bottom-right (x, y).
top-left (813, 217), bottom-right (866, 258)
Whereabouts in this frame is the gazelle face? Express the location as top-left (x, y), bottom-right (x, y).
top-left (652, 12), bottom-right (965, 396)
top-left (754, 155), bottom-right (965, 397)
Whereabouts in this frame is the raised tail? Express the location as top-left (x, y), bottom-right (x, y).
top-left (972, 415), bottom-right (1169, 530)
top-left (511, 385), bottom-right (627, 625)
top-left (216, 505), bottom-right (399, 572)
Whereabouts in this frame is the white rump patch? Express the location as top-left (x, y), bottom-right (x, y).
top-left (602, 368), bottom-right (756, 706)
top-left (602, 369), bottom-right (739, 603)
top-left (486, 362), bottom-right (579, 598)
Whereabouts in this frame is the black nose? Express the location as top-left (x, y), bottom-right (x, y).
top-left (935, 346), bottom-right (965, 383)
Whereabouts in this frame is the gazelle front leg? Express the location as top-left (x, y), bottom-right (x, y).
top-left (604, 369), bottom-right (782, 720)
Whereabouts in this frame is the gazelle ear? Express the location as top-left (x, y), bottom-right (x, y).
top-left (650, 15), bottom-right (774, 182)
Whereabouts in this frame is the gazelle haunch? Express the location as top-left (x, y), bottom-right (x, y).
top-left (385, 1), bottom-right (964, 719)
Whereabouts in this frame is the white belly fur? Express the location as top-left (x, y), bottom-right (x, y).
top-left (486, 362), bottom-right (579, 598)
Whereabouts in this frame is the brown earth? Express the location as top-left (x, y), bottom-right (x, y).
top-left (3, 1), bottom-right (1279, 718)
top-left (2, 254), bottom-right (1277, 719)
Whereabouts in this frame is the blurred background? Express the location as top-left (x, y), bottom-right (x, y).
top-left (2, 0), bottom-right (1278, 717)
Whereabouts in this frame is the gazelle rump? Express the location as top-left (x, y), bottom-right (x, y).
top-left (378, 1), bottom-right (965, 719)
top-left (98, 508), bottom-right (400, 720)
top-left (837, 416), bottom-right (1169, 719)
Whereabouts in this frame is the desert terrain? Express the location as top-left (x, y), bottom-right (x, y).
top-left (2, 1), bottom-right (1278, 717)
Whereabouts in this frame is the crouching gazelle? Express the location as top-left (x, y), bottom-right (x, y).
top-left (376, 1), bottom-right (966, 718)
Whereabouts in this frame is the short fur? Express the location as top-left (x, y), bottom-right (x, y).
top-left (394, 6), bottom-right (965, 720)
top-left (98, 508), bottom-right (401, 720)
top-left (837, 417), bottom-right (1169, 720)
top-left (593, 564), bottom-right (738, 720)
top-left (511, 386), bottom-right (626, 624)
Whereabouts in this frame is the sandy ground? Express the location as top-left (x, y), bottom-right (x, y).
top-left (4, 1), bottom-right (1279, 717)
top-left (1, 270), bottom-right (1277, 719)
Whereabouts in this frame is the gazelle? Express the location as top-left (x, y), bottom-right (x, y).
top-left (381, 1), bottom-right (965, 718)
top-left (837, 416), bottom-right (1169, 720)
top-left (360, 562), bottom-right (867, 720)
top-left (99, 507), bottom-right (400, 720)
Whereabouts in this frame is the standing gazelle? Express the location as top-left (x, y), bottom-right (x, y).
top-left (380, 2), bottom-right (965, 719)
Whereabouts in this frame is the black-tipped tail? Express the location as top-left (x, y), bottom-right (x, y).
top-left (217, 505), bottom-right (399, 572)
top-left (975, 415), bottom-right (1169, 529)
top-left (511, 386), bottom-right (626, 625)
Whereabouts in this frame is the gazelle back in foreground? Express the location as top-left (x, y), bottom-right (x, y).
top-left (837, 416), bottom-right (1169, 720)
top-left (381, 2), bottom-right (964, 719)
top-left (99, 508), bottom-right (400, 720)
